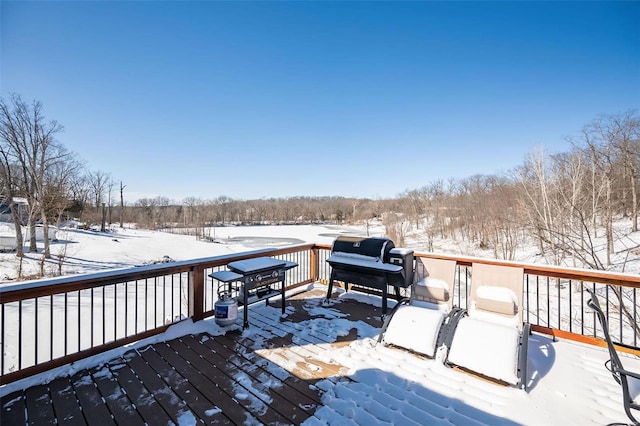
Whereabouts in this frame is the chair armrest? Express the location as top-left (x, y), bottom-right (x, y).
top-left (377, 298), bottom-right (410, 344)
top-left (619, 368), bottom-right (640, 380)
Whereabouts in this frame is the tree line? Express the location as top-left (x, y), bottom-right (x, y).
top-left (399, 110), bottom-right (639, 271)
top-left (1, 93), bottom-right (638, 271)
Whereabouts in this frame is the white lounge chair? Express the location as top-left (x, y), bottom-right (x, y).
top-left (445, 262), bottom-right (530, 389)
top-left (378, 257), bottom-right (460, 358)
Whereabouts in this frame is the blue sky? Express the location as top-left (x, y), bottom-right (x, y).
top-left (1, 1), bottom-right (639, 203)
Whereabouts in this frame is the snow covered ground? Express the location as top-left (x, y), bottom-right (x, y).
top-left (0, 223), bottom-right (373, 284)
top-left (2, 216), bottom-right (639, 283)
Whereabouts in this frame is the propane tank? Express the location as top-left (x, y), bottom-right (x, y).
top-left (214, 290), bottom-right (238, 327)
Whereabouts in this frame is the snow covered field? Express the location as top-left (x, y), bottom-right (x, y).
top-left (0, 223), bottom-right (373, 284)
top-left (2, 216), bottom-right (640, 283)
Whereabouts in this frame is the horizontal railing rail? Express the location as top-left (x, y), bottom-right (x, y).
top-left (1, 242), bottom-right (638, 386)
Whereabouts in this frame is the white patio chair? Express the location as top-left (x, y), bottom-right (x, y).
top-left (378, 257), bottom-right (460, 358)
top-left (445, 263), bottom-right (530, 390)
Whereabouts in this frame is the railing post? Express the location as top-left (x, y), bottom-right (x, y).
top-left (189, 266), bottom-right (205, 321)
top-left (310, 246), bottom-right (319, 282)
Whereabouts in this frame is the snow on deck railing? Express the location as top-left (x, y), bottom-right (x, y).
top-left (1, 243), bottom-right (638, 385)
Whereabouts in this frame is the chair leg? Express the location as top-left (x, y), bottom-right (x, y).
top-left (326, 277), bottom-right (334, 301)
top-left (519, 322), bottom-right (531, 391)
top-left (624, 404), bottom-right (640, 426)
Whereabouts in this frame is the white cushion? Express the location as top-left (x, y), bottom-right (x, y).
top-left (414, 277), bottom-right (450, 302)
top-left (447, 316), bottom-right (521, 385)
top-left (382, 304), bottom-right (448, 358)
top-left (475, 285), bottom-right (518, 316)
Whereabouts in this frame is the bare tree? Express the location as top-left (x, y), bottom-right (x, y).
top-left (517, 148), bottom-right (565, 264)
top-left (0, 94), bottom-right (65, 258)
top-left (87, 170), bottom-right (110, 216)
top-left (577, 113), bottom-right (638, 265)
top-left (107, 178), bottom-right (116, 226)
top-left (40, 149), bottom-right (83, 240)
top-left (215, 195), bottom-right (231, 225)
top-left (611, 111), bottom-right (640, 231)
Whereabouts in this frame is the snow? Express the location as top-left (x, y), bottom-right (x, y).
top-left (416, 276), bottom-right (448, 290)
top-left (447, 316), bottom-right (521, 385)
top-left (328, 251), bottom-right (378, 262)
top-left (380, 304), bottom-right (448, 357)
top-left (227, 256), bottom-right (286, 273)
top-left (327, 254), bottom-right (403, 272)
top-left (1, 221), bottom-right (640, 424)
top-left (0, 224), bottom-right (370, 283)
top-left (177, 409), bottom-right (197, 426)
top-left (474, 285), bottom-right (519, 316)
top-left (476, 285), bottom-right (519, 304)
top-left (389, 247), bottom-right (413, 255)
top-left (414, 276), bottom-right (450, 302)
top-left (630, 376), bottom-right (640, 402)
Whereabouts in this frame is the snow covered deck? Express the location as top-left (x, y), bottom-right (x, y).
top-left (2, 286), bottom-right (639, 425)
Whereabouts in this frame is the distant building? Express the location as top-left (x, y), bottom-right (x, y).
top-left (0, 198), bottom-right (28, 224)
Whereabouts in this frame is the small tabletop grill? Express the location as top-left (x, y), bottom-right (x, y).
top-left (326, 236), bottom-right (414, 314)
top-left (210, 257), bottom-right (297, 328)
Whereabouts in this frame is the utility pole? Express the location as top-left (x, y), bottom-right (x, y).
top-left (120, 181), bottom-right (126, 228)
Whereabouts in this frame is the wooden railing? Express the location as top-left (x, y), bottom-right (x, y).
top-left (1, 243), bottom-right (638, 385)
top-left (0, 244), bottom-right (316, 385)
top-left (316, 245), bottom-right (640, 351)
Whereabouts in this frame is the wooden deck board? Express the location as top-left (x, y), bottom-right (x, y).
top-left (48, 376), bottom-right (86, 426)
top-left (90, 364), bottom-right (145, 426)
top-left (109, 358), bottom-right (174, 426)
top-left (24, 384), bottom-right (56, 425)
top-left (196, 334), bottom-right (321, 409)
top-left (210, 332), bottom-right (324, 406)
top-left (123, 350), bottom-right (192, 425)
top-left (0, 290), bottom-right (383, 425)
top-left (163, 338), bottom-right (293, 425)
top-left (247, 312), bottom-right (353, 380)
top-left (70, 371), bottom-right (115, 426)
top-left (1, 391), bottom-right (26, 425)
top-left (152, 340), bottom-right (264, 424)
top-left (138, 345), bottom-right (233, 425)
top-left (178, 334), bottom-right (313, 424)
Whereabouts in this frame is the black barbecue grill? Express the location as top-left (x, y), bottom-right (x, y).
top-left (325, 236), bottom-right (414, 314)
top-left (210, 257), bottom-right (297, 328)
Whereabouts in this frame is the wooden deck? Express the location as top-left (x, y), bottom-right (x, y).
top-left (2, 287), bottom-right (639, 425)
top-left (0, 289), bottom-right (384, 425)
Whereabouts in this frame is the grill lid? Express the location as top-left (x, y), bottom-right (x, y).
top-left (331, 236), bottom-right (395, 262)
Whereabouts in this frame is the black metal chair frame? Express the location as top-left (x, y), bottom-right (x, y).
top-left (586, 288), bottom-right (640, 425)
